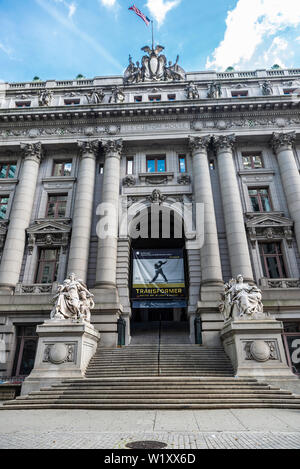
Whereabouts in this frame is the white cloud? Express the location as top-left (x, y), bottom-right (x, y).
top-left (146, 0), bottom-right (181, 25)
top-left (0, 43), bottom-right (12, 56)
top-left (99, 0), bottom-right (116, 7)
top-left (206, 0), bottom-right (300, 70)
top-left (53, 0), bottom-right (76, 18)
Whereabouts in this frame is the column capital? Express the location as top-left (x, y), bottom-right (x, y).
top-left (271, 131), bottom-right (296, 153)
top-left (188, 135), bottom-right (211, 153)
top-left (102, 139), bottom-right (123, 158)
top-left (20, 142), bottom-right (42, 163)
top-left (78, 140), bottom-right (99, 158)
top-left (212, 134), bottom-right (236, 153)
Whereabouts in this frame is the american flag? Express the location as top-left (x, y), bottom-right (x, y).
top-left (129, 4), bottom-right (151, 26)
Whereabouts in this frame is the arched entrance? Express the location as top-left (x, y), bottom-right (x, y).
top-left (128, 201), bottom-right (190, 345)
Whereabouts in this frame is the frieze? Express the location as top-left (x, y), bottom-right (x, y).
top-left (0, 125), bottom-right (120, 139)
top-left (121, 121), bottom-right (190, 133)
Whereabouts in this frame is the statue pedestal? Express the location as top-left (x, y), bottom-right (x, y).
top-left (21, 321), bottom-right (100, 396)
top-left (220, 319), bottom-right (295, 379)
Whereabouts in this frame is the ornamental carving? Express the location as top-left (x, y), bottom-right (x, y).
top-left (78, 140), bottom-right (99, 156)
top-left (124, 45), bottom-right (185, 84)
top-left (20, 142), bottom-right (42, 162)
top-left (147, 189), bottom-right (166, 204)
top-left (212, 134), bottom-right (236, 152)
top-left (26, 219), bottom-right (71, 254)
top-left (0, 221), bottom-right (8, 250)
top-left (246, 214), bottom-right (294, 249)
top-left (189, 135), bottom-right (211, 152)
top-left (85, 89), bottom-right (105, 105)
top-left (271, 131), bottom-right (296, 152)
top-left (50, 273), bottom-right (95, 323)
top-left (244, 340), bottom-right (279, 362)
top-left (219, 275), bottom-right (265, 321)
top-left (261, 81), bottom-right (273, 96)
top-left (102, 139), bottom-right (123, 157)
top-left (43, 343), bottom-right (76, 364)
top-left (122, 176), bottom-right (136, 187)
top-left (207, 82), bottom-right (222, 99)
top-left (185, 82), bottom-right (199, 100)
top-left (177, 175), bottom-right (191, 185)
top-left (38, 90), bottom-right (53, 107)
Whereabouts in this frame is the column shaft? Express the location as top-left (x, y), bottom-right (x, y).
top-left (95, 139), bottom-right (122, 288)
top-left (189, 136), bottom-right (223, 284)
top-left (0, 143), bottom-right (42, 288)
top-left (67, 141), bottom-right (98, 281)
top-left (214, 135), bottom-right (253, 280)
top-left (272, 132), bottom-right (300, 254)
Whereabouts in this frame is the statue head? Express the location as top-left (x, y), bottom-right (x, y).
top-left (69, 273), bottom-right (76, 282)
top-left (236, 274), bottom-right (244, 284)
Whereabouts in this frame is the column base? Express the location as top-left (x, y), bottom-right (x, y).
top-left (21, 320), bottom-right (100, 395)
top-left (220, 319), bottom-right (296, 379)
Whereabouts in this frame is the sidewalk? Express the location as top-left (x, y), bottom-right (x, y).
top-left (0, 405), bottom-right (300, 449)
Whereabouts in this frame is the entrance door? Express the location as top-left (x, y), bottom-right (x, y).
top-left (13, 326), bottom-right (38, 378)
top-left (131, 308), bottom-right (190, 345)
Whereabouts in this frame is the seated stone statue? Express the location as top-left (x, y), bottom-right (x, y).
top-left (50, 273), bottom-right (94, 323)
top-left (219, 275), bottom-right (265, 321)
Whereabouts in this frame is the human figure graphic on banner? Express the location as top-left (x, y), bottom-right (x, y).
top-left (151, 260), bottom-right (168, 283)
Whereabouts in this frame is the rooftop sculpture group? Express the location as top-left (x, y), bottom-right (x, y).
top-left (124, 45), bottom-right (186, 84)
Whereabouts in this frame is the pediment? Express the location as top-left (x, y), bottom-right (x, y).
top-left (246, 213), bottom-right (293, 228)
top-left (27, 219), bottom-right (71, 235)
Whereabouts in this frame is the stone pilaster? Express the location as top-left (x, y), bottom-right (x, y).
top-left (271, 131), bottom-right (300, 254)
top-left (0, 142), bottom-right (42, 291)
top-left (95, 139), bottom-right (123, 288)
top-left (67, 140), bottom-right (99, 282)
top-left (189, 136), bottom-right (223, 285)
top-left (213, 134), bottom-right (253, 281)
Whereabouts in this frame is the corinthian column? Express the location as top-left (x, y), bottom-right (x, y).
top-left (0, 142), bottom-right (42, 290)
top-left (189, 136), bottom-right (223, 285)
top-left (67, 140), bottom-right (98, 282)
top-left (272, 132), bottom-right (300, 253)
top-left (95, 139), bottom-right (122, 288)
top-left (213, 134), bottom-right (253, 280)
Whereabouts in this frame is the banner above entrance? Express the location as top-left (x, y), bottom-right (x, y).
top-left (132, 249), bottom-right (186, 302)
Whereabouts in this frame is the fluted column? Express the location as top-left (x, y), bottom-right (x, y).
top-left (0, 142), bottom-right (42, 290)
top-left (213, 134), bottom-right (253, 280)
top-left (67, 140), bottom-right (98, 281)
top-left (189, 136), bottom-right (223, 285)
top-left (272, 132), bottom-right (300, 253)
top-left (95, 139), bottom-right (122, 288)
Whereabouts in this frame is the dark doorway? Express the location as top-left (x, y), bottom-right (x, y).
top-left (12, 325), bottom-right (39, 377)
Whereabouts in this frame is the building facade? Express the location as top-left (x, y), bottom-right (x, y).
top-left (0, 45), bottom-right (300, 381)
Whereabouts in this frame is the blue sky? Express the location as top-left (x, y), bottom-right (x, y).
top-left (0, 0), bottom-right (300, 82)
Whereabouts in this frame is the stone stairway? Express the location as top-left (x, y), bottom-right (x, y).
top-left (3, 344), bottom-right (300, 409)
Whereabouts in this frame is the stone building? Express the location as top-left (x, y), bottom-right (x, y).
top-left (0, 44), bottom-right (300, 382)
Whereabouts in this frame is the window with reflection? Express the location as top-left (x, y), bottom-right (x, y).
top-left (178, 155), bottom-right (187, 173)
top-left (46, 194), bottom-right (67, 219)
top-left (0, 196), bottom-right (8, 219)
top-left (147, 156), bottom-right (166, 173)
top-left (36, 249), bottom-right (60, 284)
top-left (249, 188), bottom-right (272, 212)
top-left (0, 163), bottom-right (17, 179)
top-left (259, 242), bottom-right (287, 278)
top-left (242, 153), bottom-right (263, 169)
top-left (126, 158), bottom-right (134, 175)
top-left (52, 160), bottom-right (72, 177)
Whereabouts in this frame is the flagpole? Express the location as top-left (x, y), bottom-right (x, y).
top-left (151, 20), bottom-right (154, 50)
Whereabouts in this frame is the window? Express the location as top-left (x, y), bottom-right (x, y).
top-left (134, 96), bottom-right (142, 103)
top-left (0, 162), bottom-right (17, 179)
top-left (168, 94), bottom-right (176, 101)
top-left (46, 194), bottom-right (67, 219)
top-left (52, 160), bottom-right (72, 177)
top-left (283, 89), bottom-right (296, 95)
top-left (242, 153), bottom-right (263, 169)
top-left (15, 101), bottom-right (31, 108)
top-left (259, 242), bottom-right (287, 278)
top-left (12, 326), bottom-right (38, 377)
top-left (249, 188), bottom-right (272, 212)
top-left (209, 160), bottom-right (215, 170)
top-left (178, 155), bottom-right (187, 173)
top-left (0, 196), bottom-right (8, 219)
top-left (64, 99), bottom-right (80, 105)
top-left (231, 91), bottom-right (248, 98)
top-left (126, 158), bottom-right (134, 175)
top-left (148, 95), bottom-right (161, 102)
top-left (147, 156), bottom-right (166, 173)
top-left (36, 248), bottom-right (60, 284)
top-left (99, 164), bottom-right (104, 175)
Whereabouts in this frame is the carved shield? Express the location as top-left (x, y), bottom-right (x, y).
top-left (149, 55), bottom-right (159, 77)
